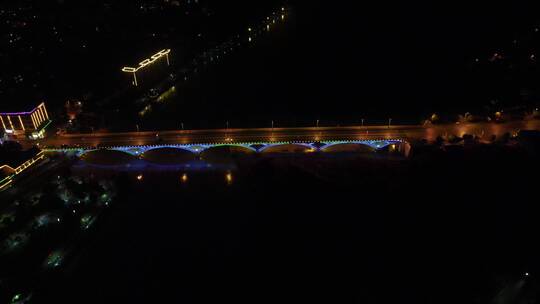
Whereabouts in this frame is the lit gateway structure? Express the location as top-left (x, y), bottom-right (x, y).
top-left (122, 49), bottom-right (171, 87)
top-left (0, 102), bottom-right (51, 139)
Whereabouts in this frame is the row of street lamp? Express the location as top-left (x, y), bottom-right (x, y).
top-left (225, 118), bottom-right (394, 130)
top-left (135, 118), bottom-right (393, 133)
top-left (136, 172), bottom-right (233, 185)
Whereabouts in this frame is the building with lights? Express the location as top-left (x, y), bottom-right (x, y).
top-left (0, 102), bottom-right (52, 139)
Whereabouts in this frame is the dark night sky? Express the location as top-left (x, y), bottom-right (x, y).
top-left (136, 0), bottom-right (540, 129)
top-left (282, 1), bottom-right (538, 117)
top-left (2, 1), bottom-right (539, 126)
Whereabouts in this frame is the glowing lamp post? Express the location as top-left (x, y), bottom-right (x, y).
top-left (122, 49), bottom-right (171, 87)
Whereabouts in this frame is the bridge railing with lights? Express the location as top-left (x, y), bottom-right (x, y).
top-left (43, 139), bottom-right (406, 157)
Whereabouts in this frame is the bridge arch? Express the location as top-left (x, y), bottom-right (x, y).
top-left (200, 144), bottom-right (257, 163)
top-left (260, 143), bottom-right (316, 153)
top-left (80, 149), bottom-right (137, 165)
top-left (143, 145), bottom-right (196, 154)
top-left (200, 144), bottom-right (257, 156)
top-left (141, 147), bottom-right (197, 164)
top-left (320, 140), bottom-right (402, 151)
top-left (320, 143), bottom-right (377, 153)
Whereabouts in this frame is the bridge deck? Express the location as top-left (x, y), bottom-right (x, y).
top-left (29, 120), bottom-right (540, 151)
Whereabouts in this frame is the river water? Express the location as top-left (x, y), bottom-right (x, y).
top-left (35, 146), bottom-right (540, 303)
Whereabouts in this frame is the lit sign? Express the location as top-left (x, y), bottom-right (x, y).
top-left (121, 49), bottom-right (171, 86)
top-left (122, 49), bottom-right (171, 73)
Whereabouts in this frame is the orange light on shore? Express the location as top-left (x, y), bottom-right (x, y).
top-left (181, 173), bottom-right (188, 183)
top-left (226, 172), bottom-right (233, 185)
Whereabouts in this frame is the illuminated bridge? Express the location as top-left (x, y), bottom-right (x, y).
top-left (44, 139), bottom-right (406, 157)
top-left (37, 120), bottom-right (540, 158)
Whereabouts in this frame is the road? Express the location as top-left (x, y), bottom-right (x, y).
top-left (29, 120), bottom-right (540, 149)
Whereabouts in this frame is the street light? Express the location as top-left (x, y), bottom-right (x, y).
top-left (225, 121), bottom-right (231, 142)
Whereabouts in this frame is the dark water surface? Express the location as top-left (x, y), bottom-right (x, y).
top-left (37, 148), bottom-right (540, 303)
